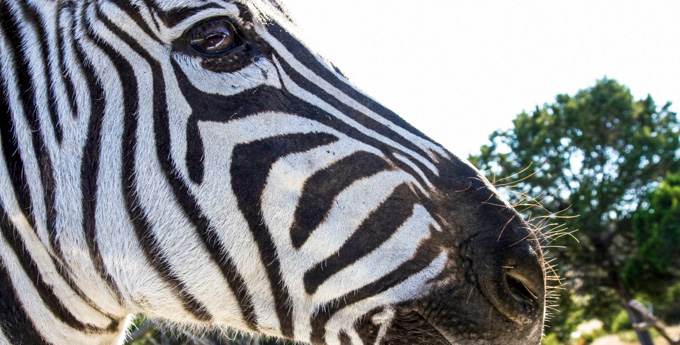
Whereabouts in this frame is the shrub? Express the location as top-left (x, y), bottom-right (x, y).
top-left (610, 310), bottom-right (631, 333)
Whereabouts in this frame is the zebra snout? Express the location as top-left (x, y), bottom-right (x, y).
top-left (382, 218), bottom-right (545, 345)
top-left (437, 168), bottom-right (546, 326)
top-left (474, 237), bottom-right (545, 326)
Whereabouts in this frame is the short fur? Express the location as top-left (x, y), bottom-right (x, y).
top-left (0, 1), bottom-right (546, 344)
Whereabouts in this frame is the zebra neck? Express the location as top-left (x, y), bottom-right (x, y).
top-left (0, 209), bottom-right (128, 345)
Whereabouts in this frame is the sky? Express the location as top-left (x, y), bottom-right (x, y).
top-left (281, 0), bottom-right (680, 158)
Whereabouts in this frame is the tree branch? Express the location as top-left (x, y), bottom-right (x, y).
top-left (629, 300), bottom-right (680, 345)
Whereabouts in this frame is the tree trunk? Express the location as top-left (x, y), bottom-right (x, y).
top-left (612, 274), bottom-right (654, 345)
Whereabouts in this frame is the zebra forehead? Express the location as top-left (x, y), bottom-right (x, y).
top-left (130, 0), bottom-right (290, 19)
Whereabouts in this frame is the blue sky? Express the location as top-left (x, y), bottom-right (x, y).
top-left (283, 0), bottom-right (680, 157)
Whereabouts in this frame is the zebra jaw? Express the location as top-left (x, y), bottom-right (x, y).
top-left (0, 1), bottom-right (545, 345)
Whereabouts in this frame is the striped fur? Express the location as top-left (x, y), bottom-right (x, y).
top-left (0, 1), bottom-right (546, 345)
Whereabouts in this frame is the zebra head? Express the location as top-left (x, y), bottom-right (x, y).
top-left (0, 1), bottom-right (546, 345)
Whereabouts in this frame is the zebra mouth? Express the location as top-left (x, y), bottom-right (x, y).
top-left (380, 309), bottom-right (451, 345)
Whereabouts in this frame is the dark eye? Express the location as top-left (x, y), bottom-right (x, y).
top-left (187, 18), bottom-right (240, 55)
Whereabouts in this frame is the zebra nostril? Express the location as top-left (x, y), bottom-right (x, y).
top-left (504, 269), bottom-right (540, 313)
top-left (470, 231), bottom-right (545, 325)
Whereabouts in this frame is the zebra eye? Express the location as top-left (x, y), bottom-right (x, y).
top-left (188, 18), bottom-right (240, 55)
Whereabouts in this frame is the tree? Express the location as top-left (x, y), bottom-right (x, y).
top-left (469, 79), bottom-right (680, 344)
top-left (627, 171), bottom-right (680, 294)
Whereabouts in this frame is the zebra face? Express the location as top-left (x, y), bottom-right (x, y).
top-left (0, 1), bottom-right (544, 345)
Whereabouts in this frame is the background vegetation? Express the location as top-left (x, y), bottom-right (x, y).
top-left (469, 79), bottom-right (680, 345)
top-left (124, 79), bottom-right (680, 345)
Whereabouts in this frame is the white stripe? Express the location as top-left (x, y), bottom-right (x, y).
top-left (372, 308), bottom-right (396, 345)
top-left (171, 53), bottom-right (280, 97)
top-left (392, 153), bottom-right (435, 191)
top-left (196, 120), bottom-right (281, 334)
top-left (311, 53), bottom-right (355, 90)
top-left (149, 1), bottom-right (238, 38)
top-left (0, 329), bottom-right (9, 345)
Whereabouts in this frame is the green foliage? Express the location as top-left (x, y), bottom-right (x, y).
top-left (581, 328), bottom-right (606, 344)
top-left (610, 310), bottom-right (631, 333)
top-left (544, 290), bottom-right (583, 343)
top-left (470, 78), bottom-right (679, 287)
top-left (648, 281), bottom-right (680, 324)
top-left (616, 328), bottom-right (661, 343)
top-left (541, 332), bottom-right (561, 345)
top-left (626, 171), bottom-right (680, 294)
top-left (469, 78), bottom-right (680, 342)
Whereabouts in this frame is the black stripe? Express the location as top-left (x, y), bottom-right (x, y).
top-left (148, 2), bottom-right (225, 28)
top-left (74, 27), bottom-right (124, 303)
top-left (0, 256), bottom-right (52, 345)
top-left (310, 232), bottom-right (443, 344)
top-left (265, 22), bottom-right (433, 143)
top-left (147, 5), bottom-right (162, 32)
top-left (172, 76), bottom-right (406, 186)
top-left (50, 256), bottom-right (121, 332)
top-left (290, 151), bottom-right (391, 249)
top-left (90, 5), bottom-right (213, 322)
top-left (55, 4), bottom-right (79, 119)
top-left (338, 330), bottom-right (352, 345)
top-left (0, 1), bottom-right (62, 260)
top-left (0, 205), bottom-right (108, 332)
top-left (17, 1), bottom-right (64, 143)
top-left (113, 0), bottom-right (163, 44)
top-left (0, 54), bottom-right (36, 230)
top-left (304, 183), bottom-right (417, 294)
top-left (96, 3), bottom-right (262, 328)
top-left (231, 132), bottom-right (339, 338)
top-left (388, 153), bottom-right (431, 191)
top-left (265, 0), bottom-right (293, 21)
top-left (355, 308), bottom-right (383, 345)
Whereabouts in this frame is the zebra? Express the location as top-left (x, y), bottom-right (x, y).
top-left (0, 0), bottom-right (546, 344)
